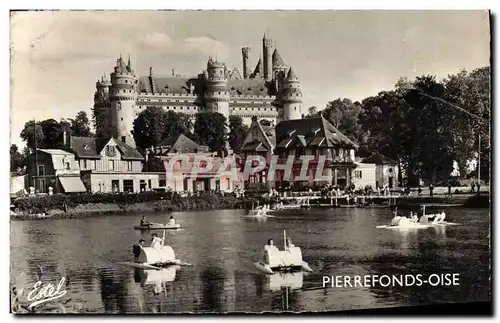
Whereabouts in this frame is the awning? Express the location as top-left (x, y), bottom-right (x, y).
top-left (59, 176), bottom-right (87, 193)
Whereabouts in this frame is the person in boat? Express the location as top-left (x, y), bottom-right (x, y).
top-left (432, 210), bottom-right (446, 224)
top-left (150, 233), bottom-right (164, 250)
top-left (264, 239), bottom-right (276, 251)
top-left (133, 239), bottom-right (145, 261)
top-left (168, 216), bottom-right (176, 226)
top-left (409, 211), bottom-right (418, 223)
top-left (285, 238), bottom-right (295, 251)
top-left (140, 216), bottom-right (152, 228)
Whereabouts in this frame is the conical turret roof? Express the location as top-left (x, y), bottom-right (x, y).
top-left (252, 58), bottom-right (263, 76)
top-left (286, 67), bottom-right (298, 81)
top-left (272, 48), bottom-right (285, 67)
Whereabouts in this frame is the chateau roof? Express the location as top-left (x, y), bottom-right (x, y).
top-left (137, 75), bottom-right (271, 97)
top-left (272, 49), bottom-right (285, 67)
top-left (251, 58), bottom-right (263, 77)
top-left (137, 76), bottom-right (204, 95)
top-left (68, 136), bottom-right (144, 160)
top-left (362, 152), bottom-right (398, 165)
top-left (274, 116), bottom-right (358, 150)
top-left (286, 67), bottom-right (298, 81)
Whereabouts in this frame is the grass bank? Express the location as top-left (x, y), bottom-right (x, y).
top-left (11, 192), bottom-right (258, 219)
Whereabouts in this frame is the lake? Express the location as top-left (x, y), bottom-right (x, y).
top-left (10, 207), bottom-right (491, 313)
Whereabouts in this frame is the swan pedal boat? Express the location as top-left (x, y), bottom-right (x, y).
top-left (133, 223), bottom-right (181, 230)
top-left (118, 244), bottom-right (191, 270)
top-left (377, 216), bottom-right (459, 229)
top-left (254, 245), bottom-right (313, 274)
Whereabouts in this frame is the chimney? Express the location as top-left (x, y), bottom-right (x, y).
top-left (172, 69), bottom-right (175, 76)
top-left (62, 131), bottom-right (71, 147)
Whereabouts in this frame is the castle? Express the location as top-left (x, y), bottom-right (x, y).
top-left (93, 33), bottom-right (303, 148)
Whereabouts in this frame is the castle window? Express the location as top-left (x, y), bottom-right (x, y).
top-left (248, 87), bottom-right (252, 91)
top-left (125, 80), bottom-right (128, 84)
top-left (121, 117), bottom-right (123, 121)
top-left (184, 100), bottom-right (188, 103)
top-left (176, 100), bottom-right (179, 102)
top-left (187, 107), bottom-right (190, 110)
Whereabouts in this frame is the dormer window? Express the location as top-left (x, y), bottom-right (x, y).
top-left (83, 144), bottom-right (90, 150)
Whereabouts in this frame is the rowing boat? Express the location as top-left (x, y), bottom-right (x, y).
top-left (133, 223), bottom-right (181, 230)
top-left (376, 222), bottom-right (459, 229)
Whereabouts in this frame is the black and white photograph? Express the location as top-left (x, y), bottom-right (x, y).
top-left (8, 10), bottom-right (491, 314)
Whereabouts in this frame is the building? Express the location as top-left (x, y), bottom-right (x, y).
top-left (93, 33), bottom-right (303, 147)
top-left (26, 149), bottom-right (87, 194)
top-left (62, 134), bottom-right (159, 193)
top-left (145, 134), bottom-right (244, 192)
top-left (240, 116), bottom-right (359, 190)
top-left (352, 162), bottom-right (377, 190)
top-left (361, 152), bottom-right (399, 189)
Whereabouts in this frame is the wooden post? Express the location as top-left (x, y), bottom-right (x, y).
top-left (162, 230), bottom-right (165, 247)
top-left (283, 230), bottom-right (286, 250)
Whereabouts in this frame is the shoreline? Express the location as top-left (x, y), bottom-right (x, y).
top-left (10, 192), bottom-right (489, 221)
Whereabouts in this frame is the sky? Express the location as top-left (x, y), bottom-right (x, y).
top-left (10, 10), bottom-right (490, 147)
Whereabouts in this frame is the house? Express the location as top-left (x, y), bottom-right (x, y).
top-left (361, 152), bottom-right (399, 189)
top-left (240, 117), bottom-right (276, 190)
top-left (63, 134), bottom-right (160, 193)
top-left (240, 116), bottom-right (359, 190)
top-left (145, 134), bottom-right (244, 192)
top-left (352, 162), bottom-right (377, 190)
top-left (26, 149), bottom-right (87, 194)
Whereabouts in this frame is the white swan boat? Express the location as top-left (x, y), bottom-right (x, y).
top-left (255, 230), bottom-right (313, 274)
top-left (118, 231), bottom-right (191, 270)
top-left (377, 205), bottom-right (458, 229)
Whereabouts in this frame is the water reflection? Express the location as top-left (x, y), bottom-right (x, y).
top-left (10, 208), bottom-right (490, 313)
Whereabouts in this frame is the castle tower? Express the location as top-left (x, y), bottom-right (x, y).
top-left (262, 33), bottom-right (273, 81)
top-left (205, 57), bottom-right (230, 147)
top-left (109, 54), bottom-right (138, 147)
top-left (242, 47), bottom-right (251, 79)
top-left (282, 67), bottom-right (303, 121)
top-left (93, 74), bottom-right (112, 137)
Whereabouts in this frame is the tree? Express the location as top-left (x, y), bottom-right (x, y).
top-left (92, 105), bottom-right (108, 137)
top-left (132, 107), bottom-right (193, 152)
top-left (38, 119), bottom-right (65, 149)
top-left (10, 144), bottom-right (24, 173)
top-left (306, 106), bottom-right (319, 118)
top-left (229, 116), bottom-right (249, 153)
top-left (322, 98), bottom-right (363, 143)
top-left (20, 120), bottom-right (44, 150)
top-left (193, 112), bottom-right (228, 154)
top-left (69, 111), bottom-right (92, 137)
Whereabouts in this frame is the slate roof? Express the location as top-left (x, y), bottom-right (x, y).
top-left (68, 136), bottom-right (144, 160)
top-left (362, 152), bottom-right (398, 165)
top-left (286, 67), bottom-right (298, 81)
top-left (157, 134), bottom-right (200, 154)
top-left (38, 149), bottom-right (74, 156)
top-left (274, 116), bottom-right (358, 150)
top-left (136, 75), bottom-right (271, 97)
top-left (241, 118), bottom-right (276, 152)
top-left (272, 49), bottom-right (285, 67)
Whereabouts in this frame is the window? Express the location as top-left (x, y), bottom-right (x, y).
top-left (109, 160), bottom-right (115, 171)
top-left (121, 136), bottom-right (126, 143)
top-left (106, 146), bottom-right (116, 157)
top-left (83, 144), bottom-right (90, 150)
top-left (148, 179), bottom-right (152, 189)
top-left (354, 171), bottom-right (362, 179)
top-left (140, 180), bottom-right (146, 192)
top-left (83, 160), bottom-right (87, 169)
top-left (65, 162), bottom-right (70, 170)
top-left (37, 165), bottom-right (45, 176)
top-left (111, 180), bottom-right (119, 192)
top-left (123, 180), bottom-right (134, 193)
top-left (127, 161), bottom-right (132, 171)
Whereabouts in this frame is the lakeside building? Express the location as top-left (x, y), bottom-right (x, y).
top-left (352, 162), bottom-right (377, 190)
top-left (240, 115), bottom-right (359, 190)
top-left (26, 149), bottom-right (86, 194)
top-left (92, 33), bottom-right (303, 148)
top-left (145, 134), bottom-right (244, 192)
top-left (26, 133), bottom-right (160, 194)
top-left (361, 152), bottom-right (399, 189)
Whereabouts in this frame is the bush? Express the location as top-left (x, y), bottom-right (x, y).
top-left (13, 191), bottom-right (249, 213)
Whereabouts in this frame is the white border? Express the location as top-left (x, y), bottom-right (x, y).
top-left (2, 1), bottom-right (497, 323)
